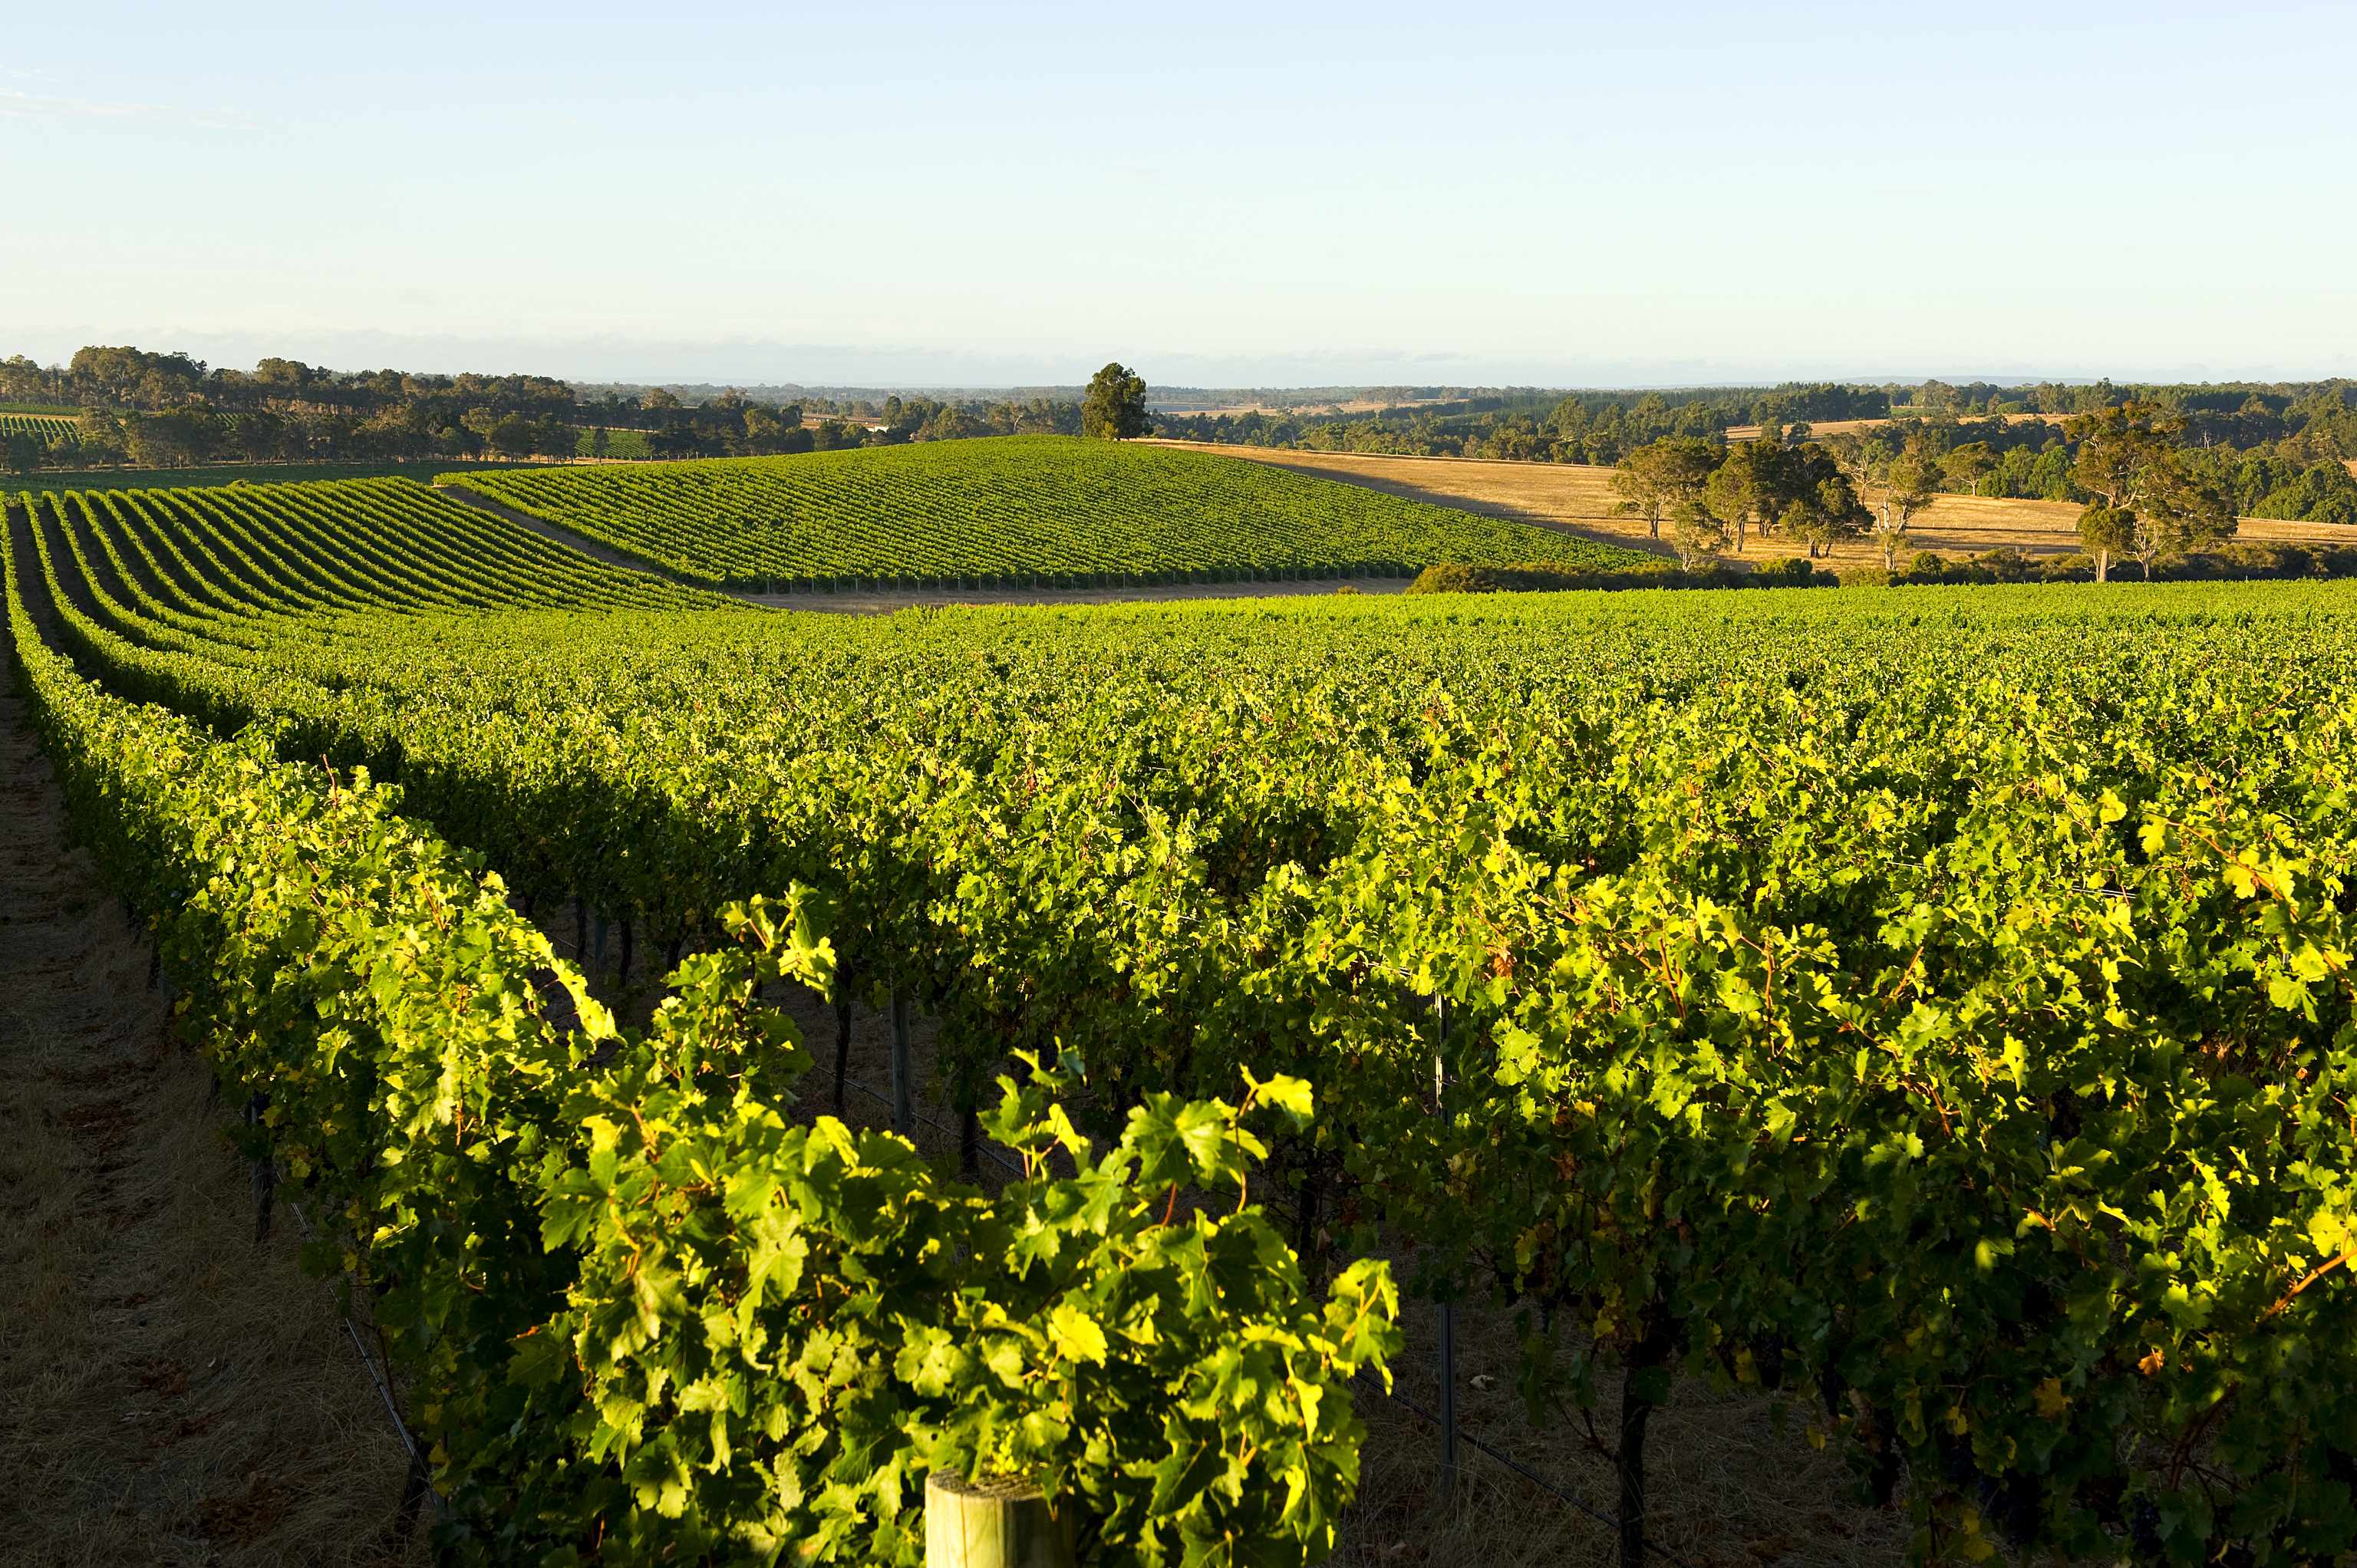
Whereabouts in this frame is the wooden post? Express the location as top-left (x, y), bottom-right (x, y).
top-left (891, 988), bottom-right (914, 1138)
top-left (834, 993), bottom-right (853, 1115)
top-left (1438, 1297), bottom-right (1459, 1495)
top-left (925, 1471), bottom-right (1076, 1568)
top-left (246, 1090), bottom-right (275, 1243)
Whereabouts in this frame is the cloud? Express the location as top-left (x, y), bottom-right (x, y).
top-left (0, 90), bottom-right (279, 130)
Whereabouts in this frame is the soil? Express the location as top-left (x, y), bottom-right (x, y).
top-left (0, 641), bottom-right (426, 1566)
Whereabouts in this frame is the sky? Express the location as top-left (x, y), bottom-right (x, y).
top-left (4, 1), bottom-right (2353, 390)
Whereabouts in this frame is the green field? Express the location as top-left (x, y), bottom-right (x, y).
top-left (445, 434), bottom-right (1657, 585)
top-left (13, 469), bottom-right (2357, 1565)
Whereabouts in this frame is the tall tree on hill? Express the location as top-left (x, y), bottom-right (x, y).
top-left (1780, 456), bottom-right (1873, 558)
top-left (1945, 440), bottom-right (1996, 496)
top-left (1082, 364), bottom-right (1151, 440)
top-left (1609, 436), bottom-right (1722, 540)
top-left (2066, 400), bottom-right (2237, 577)
top-left (1826, 431), bottom-right (1926, 569)
top-left (1886, 451), bottom-right (1943, 529)
top-left (1703, 437), bottom-right (1787, 552)
top-left (2067, 400), bottom-right (2181, 513)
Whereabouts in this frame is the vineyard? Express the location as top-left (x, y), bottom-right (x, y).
top-left (2, 411), bottom-right (79, 443)
top-left (445, 434), bottom-right (1656, 586)
top-left (8, 471), bottom-right (2357, 1566)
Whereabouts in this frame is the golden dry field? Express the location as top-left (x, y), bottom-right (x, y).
top-left (1149, 440), bottom-right (2354, 569)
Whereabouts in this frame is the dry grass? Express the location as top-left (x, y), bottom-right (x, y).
top-left (1326, 1286), bottom-right (1915, 1568)
top-left (1157, 440), bottom-right (2354, 572)
top-left (0, 679), bottom-right (426, 1568)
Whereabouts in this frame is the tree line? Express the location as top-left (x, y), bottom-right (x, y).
top-left (598, 364), bottom-right (1144, 456)
top-left (0, 344), bottom-right (1138, 473)
top-left (0, 346), bottom-right (574, 420)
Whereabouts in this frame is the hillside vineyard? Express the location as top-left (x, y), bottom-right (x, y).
top-left (10, 473), bottom-right (2357, 1566)
top-left (445, 435), bottom-right (1655, 585)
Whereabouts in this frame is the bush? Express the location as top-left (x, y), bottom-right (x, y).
top-left (1403, 558), bottom-right (1835, 596)
top-left (1882, 542), bottom-right (2357, 588)
top-left (2153, 542), bottom-right (2357, 581)
top-left (1892, 548), bottom-right (2091, 586)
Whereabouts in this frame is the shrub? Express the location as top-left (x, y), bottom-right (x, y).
top-left (1403, 558), bottom-right (1833, 596)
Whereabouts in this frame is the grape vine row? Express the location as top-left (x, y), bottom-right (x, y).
top-left (2, 489), bottom-right (1398, 1568)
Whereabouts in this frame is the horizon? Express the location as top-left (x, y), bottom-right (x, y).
top-left (0, 356), bottom-right (2306, 404)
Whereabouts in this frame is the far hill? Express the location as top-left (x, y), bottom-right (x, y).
top-left (440, 436), bottom-right (1656, 588)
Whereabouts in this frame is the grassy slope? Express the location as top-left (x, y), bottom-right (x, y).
top-left (443, 436), bottom-right (1660, 583)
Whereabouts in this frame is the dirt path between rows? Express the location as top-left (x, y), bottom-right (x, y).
top-left (433, 482), bottom-right (1411, 612)
top-left (0, 626), bottom-right (424, 1565)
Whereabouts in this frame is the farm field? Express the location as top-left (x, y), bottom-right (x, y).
top-left (1159, 440), bottom-right (2356, 566)
top-left (446, 433), bottom-right (1659, 586)
top-left (11, 469), bottom-right (2357, 1565)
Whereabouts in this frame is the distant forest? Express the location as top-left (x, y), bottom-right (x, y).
top-left (3, 346), bottom-right (2351, 524)
top-left (0, 347), bottom-right (1083, 469)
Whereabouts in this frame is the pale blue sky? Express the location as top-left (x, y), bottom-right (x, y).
top-left (5, 2), bottom-right (2352, 388)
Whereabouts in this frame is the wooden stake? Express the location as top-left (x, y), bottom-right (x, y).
top-left (924, 1471), bottom-right (1076, 1568)
top-left (891, 988), bottom-right (913, 1137)
top-left (1431, 991), bottom-right (1458, 1498)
